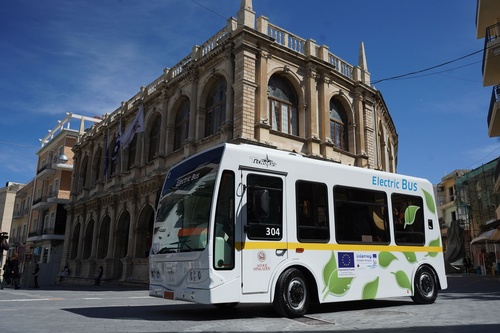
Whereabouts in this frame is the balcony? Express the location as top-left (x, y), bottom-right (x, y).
top-left (32, 191), bottom-right (70, 210)
top-left (32, 196), bottom-right (50, 210)
top-left (36, 163), bottom-right (56, 180)
top-left (482, 22), bottom-right (500, 86)
top-left (495, 158), bottom-right (500, 193)
top-left (488, 85), bottom-right (500, 137)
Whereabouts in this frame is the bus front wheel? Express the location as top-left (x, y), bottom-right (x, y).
top-left (411, 266), bottom-right (438, 304)
top-left (273, 268), bottom-right (309, 318)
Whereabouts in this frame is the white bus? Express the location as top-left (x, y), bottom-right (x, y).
top-left (149, 143), bottom-right (447, 318)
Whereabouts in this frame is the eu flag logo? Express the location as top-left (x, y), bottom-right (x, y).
top-left (338, 252), bottom-right (355, 268)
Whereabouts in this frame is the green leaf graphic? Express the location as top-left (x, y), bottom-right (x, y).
top-left (426, 237), bottom-right (441, 257)
top-left (322, 252), bottom-right (337, 293)
top-left (422, 189), bottom-right (436, 214)
top-left (322, 252), bottom-right (354, 299)
top-left (404, 205), bottom-right (420, 228)
top-left (379, 251), bottom-right (398, 268)
top-left (392, 270), bottom-right (412, 292)
top-left (362, 277), bottom-right (379, 300)
top-left (403, 252), bottom-right (417, 263)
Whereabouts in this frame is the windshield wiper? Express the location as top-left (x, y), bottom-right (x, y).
top-left (158, 247), bottom-right (177, 254)
top-left (170, 239), bottom-right (193, 250)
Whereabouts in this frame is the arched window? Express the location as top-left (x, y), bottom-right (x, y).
top-left (205, 78), bottom-right (227, 137)
top-left (79, 156), bottom-right (89, 191)
top-left (82, 220), bottom-right (94, 259)
top-left (70, 222), bottom-right (81, 260)
top-left (329, 99), bottom-right (348, 151)
top-left (268, 75), bottom-right (298, 135)
top-left (127, 135), bottom-right (137, 170)
top-left (148, 116), bottom-right (161, 162)
top-left (174, 100), bottom-right (189, 151)
top-left (97, 216), bottom-right (110, 259)
top-left (93, 147), bottom-right (102, 184)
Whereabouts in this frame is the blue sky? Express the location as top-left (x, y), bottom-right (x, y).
top-left (0, 0), bottom-right (498, 187)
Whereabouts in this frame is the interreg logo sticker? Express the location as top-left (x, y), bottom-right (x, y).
top-left (250, 154), bottom-right (277, 168)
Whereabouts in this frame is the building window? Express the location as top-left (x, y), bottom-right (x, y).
top-left (79, 156), bottom-right (89, 190)
top-left (94, 147), bottom-right (102, 183)
top-left (268, 75), bottom-right (298, 135)
top-left (174, 100), bottom-right (189, 151)
top-left (330, 99), bottom-right (348, 150)
top-left (205, 78), bottom-right (227, 137)
top-left (148, 116), bottom-right (161, 162)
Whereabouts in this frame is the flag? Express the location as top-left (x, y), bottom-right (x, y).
top-left (338, 252), bottom-right (355, 268)
top-left (103, 129), bottom-right (109, 177)
top-left (121, 102), bottom-right (144, 149)
top-left (112, 121), bottom-right (121, 164)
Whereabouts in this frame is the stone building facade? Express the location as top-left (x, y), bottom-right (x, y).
top-left (62, 1), bottom-right (398, 284)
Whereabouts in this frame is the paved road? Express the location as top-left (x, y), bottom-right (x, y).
top-left (0, 274), bottom-right (499, 332)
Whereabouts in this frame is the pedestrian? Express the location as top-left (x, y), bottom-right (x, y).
top-left (11, 255), bottom-right (20, 289)
top-left (1, 258), bottom-right (12, 289)
top-left (32, 264), bottom-right (40, 288)
top-left (464, 255), bottom-right (471, 275)
top-left (94, 266), bottom-right (103, 285)
top-left (58, 265), bottom-right (70, 282)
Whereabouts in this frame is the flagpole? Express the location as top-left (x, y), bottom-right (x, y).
top-left (141, 99), bottom-right (145, 166)
top-left (119, 112), bottom-right (123, 175)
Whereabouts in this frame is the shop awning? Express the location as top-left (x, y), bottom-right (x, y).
top-left (470, 228), bottom-right (500, 244)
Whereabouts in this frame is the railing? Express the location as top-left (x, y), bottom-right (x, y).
top-left (488, 84), bottom-right (500, 128)
top-left (268, 24), bottom-right (305, 54)
top-left (328, 54), bottom-right (354, 79)
top-left (267, 22), bottom-right (353, 80)
top-left (200, 26), bottom-right (230, 57)
top-left (482, 22), bottom-right (500, 75)
top-left (494, 156), bottom-right (500, 185)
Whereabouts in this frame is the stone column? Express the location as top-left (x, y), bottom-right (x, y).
top-left (255, 49), bottom-right (271, 143)
top-left (232, 35), bottom-right (258, 142)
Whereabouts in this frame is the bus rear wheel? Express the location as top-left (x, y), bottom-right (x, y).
top-left (273, 268), bottom-right (309, 318)
top-left (411, 266), bottom-right (438, 304)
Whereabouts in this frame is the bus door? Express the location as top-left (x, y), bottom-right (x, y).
top-left (239, 170), bottom-right (288, 294)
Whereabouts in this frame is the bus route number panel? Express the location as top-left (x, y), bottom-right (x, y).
top-left (245, 224), bottom-right (282, 240)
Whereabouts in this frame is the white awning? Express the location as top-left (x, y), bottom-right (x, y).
top-left (471, 228), bottom-right (500, 244)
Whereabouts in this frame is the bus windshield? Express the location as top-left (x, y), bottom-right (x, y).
top-left (152, 147), bottom-right (224, 254)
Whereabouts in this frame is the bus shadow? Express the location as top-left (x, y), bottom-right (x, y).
top-left (62, 299), bottom-right (411, 321)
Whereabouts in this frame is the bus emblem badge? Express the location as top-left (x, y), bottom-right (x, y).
top-left (257, 250), bottom-right (266, 262)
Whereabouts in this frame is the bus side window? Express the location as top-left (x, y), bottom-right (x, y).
top-left (334, 186), bottom-right (389, 244)
top-left (214, 171), bottom-right (235, 270)
top-left (391, 193), bottom-right (425, 245)
top-left (246, 174), bottom-right (283, 240)
top-left (296, 180), bottom-right (329, 243)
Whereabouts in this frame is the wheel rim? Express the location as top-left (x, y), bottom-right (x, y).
top-left (418, 271), bottom-right (435, 298)
top-left (287, 278), bottom-right (306, 309)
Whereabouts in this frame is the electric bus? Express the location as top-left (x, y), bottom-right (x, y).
top-left (149, 143), bottom-right (447, 318)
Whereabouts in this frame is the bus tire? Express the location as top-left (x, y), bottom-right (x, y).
top-left (273, 268), bottom-right (309, 318)
top-left (411, 266), bottom-right (438, 304)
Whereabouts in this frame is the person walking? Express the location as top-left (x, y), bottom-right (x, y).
top-left (94, 266), bottom-right (103, 285)
top-left (1, 258), bottom-right (12, 289)
top-left (464, 255), bottom-right (472, 275)
top-left (11, 255), bottom-right (20, 289)
top-left (32, 264), bottom-right (40, 288)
